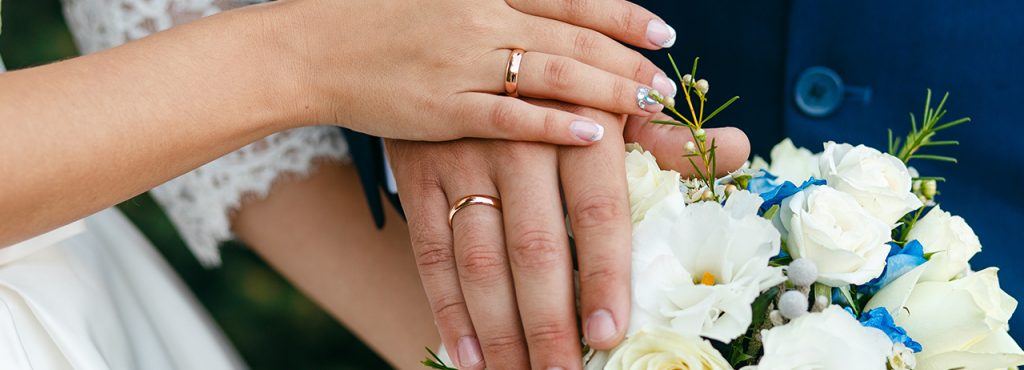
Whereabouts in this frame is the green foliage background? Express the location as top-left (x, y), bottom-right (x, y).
top-left (0, 1), bottom-right (390, 368)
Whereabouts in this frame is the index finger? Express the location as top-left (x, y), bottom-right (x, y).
top-left (507, 0), bottom-right (676, 50)
top-left (558, 107), bottom-right (633, 350)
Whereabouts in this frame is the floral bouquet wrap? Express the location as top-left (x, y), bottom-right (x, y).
top-left (424, 57), bottom-right (1024, 370)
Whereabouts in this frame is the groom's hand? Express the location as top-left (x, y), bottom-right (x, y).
top-left (387, 105), bottom-right (748, 370)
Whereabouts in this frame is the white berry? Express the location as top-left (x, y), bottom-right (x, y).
top-left (779, 290), bottom-right (809, 320)
top-left (787, 258), bottom-right (819, 287)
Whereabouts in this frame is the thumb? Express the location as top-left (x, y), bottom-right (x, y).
top-left (623, 113), bottom-right (751, 177)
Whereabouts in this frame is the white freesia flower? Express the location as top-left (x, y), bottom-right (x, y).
top-left (751, 138), bottom-right (820, 183)
top-left (818, 142), bottom-right (922, 225)
top-left (866, 264), bottom-right (1024, 370)
top-left (625, 146), bottom-right (681, 224)
top-left (629, 190), bottom-right (785, 342)
top-left (745, 306), bottom-right (892, 370)
top-left (779, 185), bottom-right (891, 286)
top-left (585, 329), bottom-right (732, 370)
top-left (907, 205), bottom-right (981, 281)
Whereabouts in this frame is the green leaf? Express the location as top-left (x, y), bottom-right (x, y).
top-left (909, 154), bottom-right (958, 163)
top-left (702, 96), bottom-right (740, 124)
top-left (421, 348), bottom-right (457, 370)
top-left (651, 119), bottom-right (687, 126)
top-left (750, 287), bottom-right (781, 329)
top-left (934, 117), bottom-right (971, 131)
top-left (920, 140), bottom-right (960, 147)
top-left (762, 204), bottom-right (780, 220)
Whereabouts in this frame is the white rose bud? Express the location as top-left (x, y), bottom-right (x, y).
top-left (682, 74), bottom-right (693, 85)
top-left (818, 142), bottom-right (922, 225)
top-left (588, 329), bottom-right (733, 370)
top-left (625, 149), bottom-right (682, 225)
top-left (685, 140), bottom-right (697, 153)
top-left (750, 306), bottom-right (892, 370)
top-left (694, 128), bottom-right (707, 141)
top-left (907, 205), bottom-right (981, 281)
top-left (779, 185), bottom-right (891, 286)
top-left (866, 265), bottom-right (1024, 369)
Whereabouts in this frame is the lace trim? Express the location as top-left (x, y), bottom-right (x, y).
top-left (150, 127), bottom-right (350, 266)
top-left (61, 0), bottom-right (350, 266)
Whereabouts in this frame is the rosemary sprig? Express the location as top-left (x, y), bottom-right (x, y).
top-left (648, 55), bottom-right (740, 198)
top-left (888, 89), bottom-right (971, 163)
top-left (421, 348), bottom-right (457, 370)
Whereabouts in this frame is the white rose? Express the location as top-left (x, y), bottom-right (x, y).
top-left (625, 147), bottom-right (682, 224)
top-left (866, 264), bottom-right (1024, 370)
top-left (753, 138), bottom-right (820, 183)
top-left (818, 142), bottom-right (922, 225)
top-left (780, 185), bottom-right (892, 286)
top-left (586, 329), bottom-right (733, 370)
top-left (746, 305), bottom-right (892, 370)
top-left (630, 191), bottom-right (785, 342)
top-left (907, 205), bottom-right (981, 281)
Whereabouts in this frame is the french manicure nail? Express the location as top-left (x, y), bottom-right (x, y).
top-left (571, 120), bottom-right (604, 142)
top-left (652, 72), bottom-right (678, 98)
top-left (457, 336), bottom-right (483, 368)
top-left (646, 19), bottom-right (677, 48)
top-left (585, 309), bottom-right (618, 343)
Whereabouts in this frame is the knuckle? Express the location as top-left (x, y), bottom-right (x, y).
top-left (458, 243), bottom-right (507, 283)
top-left (562, 0), bottom-right (591, 21)
top-left (481, 332), bottom-right (526, 356)
top-left (615, 4), bottom-right (640, 35)
top-left (525, 319), bottom-right (574, 346)
top-left (572, 191), bottom-right (626, 229)
top-left (489, 99), bottom-right (519, 132)
top-left (580, 263), bottom-right (624, 288)
top-left (431, 295), bottom-right (468, 324)
top-left (543, 57), bottom-right (576, 90)
top-left (509, 228), bottom-right (565, 270)
top-left (571, 29), bottom-right (601, 60)
top-left (612, 78), bottom-right (635, 109)
top-left (632, 54), bottom-right (651, 81)
top-left (414, 241), bottom-right (456, 273)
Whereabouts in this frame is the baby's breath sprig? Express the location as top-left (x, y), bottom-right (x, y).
top-left (888, 89), bottom-right (970, 164)
top-left (647, 55), bottom-right (740, 199)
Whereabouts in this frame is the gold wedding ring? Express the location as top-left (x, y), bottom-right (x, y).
top-left (448, 195), bottom-right (502, 228)
top-left (504, 49), bottom-right (526, 97)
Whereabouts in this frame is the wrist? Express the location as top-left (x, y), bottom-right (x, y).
top-left (225, 1), bottom-right (321, 131)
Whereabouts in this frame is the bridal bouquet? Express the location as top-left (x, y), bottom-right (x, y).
top-left (588, 59), bottom-right (1024, 370)
top-left (423, 57), bottom-right (1024, 370)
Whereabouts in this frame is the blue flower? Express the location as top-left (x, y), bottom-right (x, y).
top-left (747, 170), bottom-right (825, 212)
top-left (858, 240), bottom-right (927, 296)
top-left (859, 307), bottom-right (922, 352)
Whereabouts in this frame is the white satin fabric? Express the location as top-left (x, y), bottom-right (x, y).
top-left (0, 209), bottom-right (246, 370)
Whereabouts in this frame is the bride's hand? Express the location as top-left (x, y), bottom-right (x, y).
top-left (386, 106), bottom-right (749, 370)
top-left (266, 0), bottom-right (678, 145)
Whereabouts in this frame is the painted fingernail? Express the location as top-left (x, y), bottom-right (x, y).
top-left (585, 309), bottom-right (618, 344)
top-left (457, 336), bottom-right (483, 368)
top-left (646, 19), bottom-right (677, 48)
top-left (636, 86), bottom-right (661, 111)
top-left (571, 120), bottom-right (604, 142)
top-left (652, 72), bottom-right (678, 98)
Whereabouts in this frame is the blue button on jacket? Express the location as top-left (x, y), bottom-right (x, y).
top-left (635, 0), bottom-right (1024, 336)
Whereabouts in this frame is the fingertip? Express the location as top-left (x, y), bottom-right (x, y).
top-left (584, 308), bottom-right (626, 349)
top-left (708, 126), bottom-right (751, 174)
top-left (569, 119), bottom-right (605, 144)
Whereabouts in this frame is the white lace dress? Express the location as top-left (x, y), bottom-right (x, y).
top-left (0, 1), bottom-right (349, 369)
top-left (61, 0), bottom-right (351, 266)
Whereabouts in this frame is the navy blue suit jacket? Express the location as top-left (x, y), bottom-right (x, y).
top-left (345, 0), bottom-right (1024, 336)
